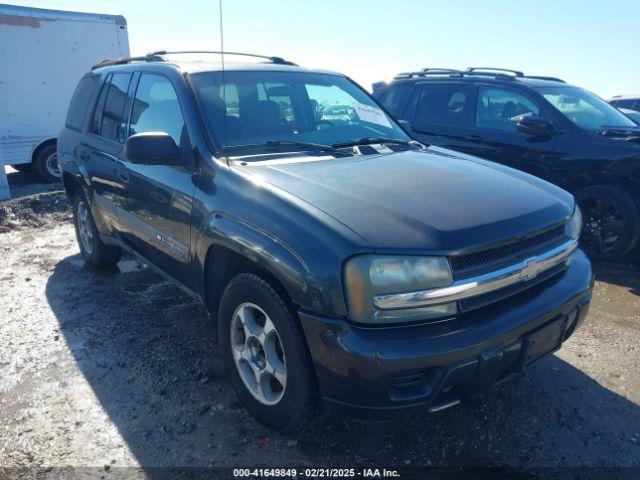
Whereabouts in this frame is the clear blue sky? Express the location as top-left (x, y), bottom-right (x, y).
top-left (12, 0), bottom-right (640, 98)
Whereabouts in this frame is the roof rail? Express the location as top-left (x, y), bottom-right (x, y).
top-left (92, 54), bottom-right (164, 70)
top-left (394, 68), bottom-right (463, 80)
top-left (149, 50), bottom-right (297, 66)
top-left (423, 68), bottom-right (464, 75)
top-left (92, 50), bottom-right (297, 70)
top-left (466, 67), bottom-right (524, 77)
top-left (389, 67), bottom-right (566, 84)
top-left (524, 75), bottom-right (565, 83)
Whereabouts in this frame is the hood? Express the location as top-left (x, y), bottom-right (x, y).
top-left (232, 149), bottom-right (574, 253)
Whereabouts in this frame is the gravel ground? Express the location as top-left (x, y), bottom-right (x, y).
top-left (1, 174), bottom-right (639, 475)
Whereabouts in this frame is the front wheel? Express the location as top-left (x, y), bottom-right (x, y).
top-left (218, 273), bottom-right (321, 434)
top-left (72, 195), bottom-right (122, 268)
top-left (575, 185), bottom-right (640, 261)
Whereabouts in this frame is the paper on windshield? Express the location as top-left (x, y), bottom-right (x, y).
top-left (351, 102), bottom-right (392, 128)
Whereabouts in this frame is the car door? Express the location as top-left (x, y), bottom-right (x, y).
top-left (468, 84), bottom-right (559, 181)
top-left (407, 82), bottom-right (482, 154)
top-left (116, 72), bottom-right (196, 284)
top-left (79, 72), bottom-right (133, 234)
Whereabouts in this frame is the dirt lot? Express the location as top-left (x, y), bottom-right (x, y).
top-left (1, 169), bottom-right (640, 474)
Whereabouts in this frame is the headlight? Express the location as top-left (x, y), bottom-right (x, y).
top-left (343, 255), bottom-right (456, 324)
top-left (565, 204), bottom-right (582, 240)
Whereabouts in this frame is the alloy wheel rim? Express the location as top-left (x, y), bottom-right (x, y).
top-left (45, 153), bottom-right (61, 178)
top-left (578, 197), bottom-right (625, 254)
top-left (230, 302), bottom-right (287, 405)
top-left (77, 201), bottom-right (94, 255)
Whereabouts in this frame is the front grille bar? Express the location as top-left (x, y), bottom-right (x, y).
top-left (373, 239), bottom-right (578, 310)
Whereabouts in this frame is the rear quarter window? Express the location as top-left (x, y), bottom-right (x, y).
top-left (65, 75), bottom-right (99, 131)
top-left (378, 83), bottom-right (414, 117)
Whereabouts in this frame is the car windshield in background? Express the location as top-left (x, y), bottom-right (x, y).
top-left (537, 86), bottom-right (637, 131)
top-left (190, 71), bottom-right (409, 154)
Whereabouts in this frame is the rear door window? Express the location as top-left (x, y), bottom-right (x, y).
top-left (65, 75), bottom-right (99, 130)
top-left (100, 73), bottom-right (133, 143)
top-left (413, 83), bottom-right (471, 127)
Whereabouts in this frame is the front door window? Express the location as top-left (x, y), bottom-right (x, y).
top-left (475, 86), bottom-right (544, 132)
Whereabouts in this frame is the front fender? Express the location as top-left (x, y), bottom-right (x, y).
top-left (195, 212), bottom-right (342, 315)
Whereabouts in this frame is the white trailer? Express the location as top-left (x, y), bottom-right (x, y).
top-left (0, 3), bottom-right (129, 194)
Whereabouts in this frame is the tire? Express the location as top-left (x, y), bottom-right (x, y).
top-left (33, 144), bottom-right (61, 183)
top-left (218, 273), bottom-right (321, 434)
top-left (12, 164), bottom-right (32, 173)
top-left (72, 195), bottom-right (122, 268)
top-left (575, 185), bottom-right (640, 261)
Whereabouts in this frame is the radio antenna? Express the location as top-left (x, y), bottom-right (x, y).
top-left (219, 0), bottom-right (228, 151)
top-left (218, 0), bottom-right (225, 65)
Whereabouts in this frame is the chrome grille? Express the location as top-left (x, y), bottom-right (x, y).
top-left (458, 262), bottom-right (566, 313)
top-left (450, 225), bottom-right (565, 278)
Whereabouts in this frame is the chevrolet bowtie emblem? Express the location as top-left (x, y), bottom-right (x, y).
top-left (521, 258), bottom-right (543, 281)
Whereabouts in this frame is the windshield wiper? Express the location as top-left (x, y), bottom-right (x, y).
top-left (225, 140), bottom-right (339, 155)
top-left (331, 137), bottom-right (417, 148)
top-left (595, 127), bottom-right (640, 137)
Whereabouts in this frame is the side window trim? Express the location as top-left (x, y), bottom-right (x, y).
top-left (405, 84), bottom-right (422, 121)
top-left (474, 83), bottom-right (558, 132)
top-left (89, 74), bottom-right (111, 138)
top-left (124, 72), bottom-right (141, 142)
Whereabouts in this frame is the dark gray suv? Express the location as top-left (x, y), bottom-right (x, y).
top-left (58, 52), bottom-right (593, 433)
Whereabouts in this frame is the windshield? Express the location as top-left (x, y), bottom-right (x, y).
top-left (190, 71), bottom-right (409, 152)
top-left (537, 86), bottom-right (636, 131)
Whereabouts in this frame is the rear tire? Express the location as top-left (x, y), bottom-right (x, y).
top-left (218, 273), bottom-right (321, 434)
top-left (575, 185), bottom-right (640, 261)
top-left (72, 195), bottom-right (122, 268)
top-left (33, 144), bottom-right (61, 183)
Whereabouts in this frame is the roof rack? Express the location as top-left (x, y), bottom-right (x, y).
top-left (465, 67), bottom-right (524, 78)
top-left (394, 68), bottom-right (463, 80)
top-left (149, 50), bottom-right (297, 65)
top-left (92, 54), bottom-right (164, 70)
top-left (388, 67), bottom-right (566, 84)
top-left (92, 50), bottom-right (297, 70)
top-left (525, 75), bottom-right (565, 83)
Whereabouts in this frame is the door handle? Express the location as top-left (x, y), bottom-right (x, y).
top-left (464, 135), bottom-right (485, 143)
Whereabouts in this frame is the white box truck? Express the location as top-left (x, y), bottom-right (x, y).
top-left (0, 3), bottom-right (129, 193)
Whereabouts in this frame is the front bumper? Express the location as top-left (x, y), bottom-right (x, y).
top-left (298, 250), bottom-right (594, 418)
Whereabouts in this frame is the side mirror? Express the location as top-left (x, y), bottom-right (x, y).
top-left (517, 116), bottom-right (554, 137)
top-left (398, 119), bottom-right (413, 132)
top-left (124, 132), bottom-right (181, 165)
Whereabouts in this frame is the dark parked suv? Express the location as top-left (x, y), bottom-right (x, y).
top-left (374, 68), bottom-right (640, 260)
top-left (59, 53), bottom-right (593, 433)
